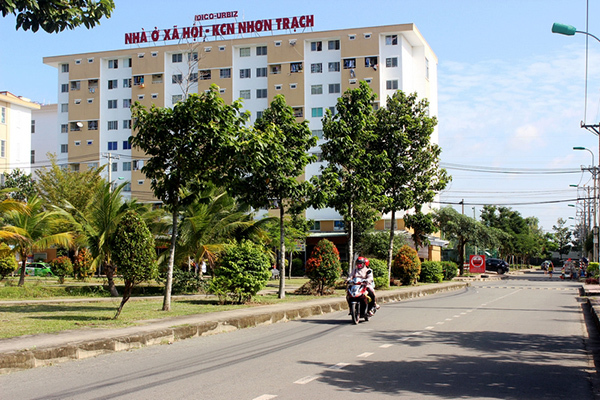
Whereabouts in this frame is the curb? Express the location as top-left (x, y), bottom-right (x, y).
top-left (0, 282), bottom-right (468, 374)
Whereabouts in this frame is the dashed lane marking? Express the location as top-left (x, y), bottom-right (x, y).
top-left (357, 352), bottom-right (374, 358)
top-left (294, 376), bottom-right (319, 385)
top-left (253, 395), bottom-right (278, 400)
top-left (329, 363), bottom-right (350, 370)
top-left (380, 344), bottom-right (393, 348)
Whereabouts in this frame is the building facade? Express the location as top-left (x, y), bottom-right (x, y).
top-left (43, 23), bottom-right (442, 260)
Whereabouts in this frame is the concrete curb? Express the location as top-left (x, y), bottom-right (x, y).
top-left (0, 281), bottom-right (468, 374)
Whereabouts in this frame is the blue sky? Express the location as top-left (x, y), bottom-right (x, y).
top-left (1, 0), bottom-right (598, 232)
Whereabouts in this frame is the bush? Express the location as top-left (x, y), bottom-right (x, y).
top-left (586, 277), bottom-right (599, 285)
top-left (50, 256), bottom-right (73, 284)
top-left (291, 258), bottom-right (304, 276)
top-left (588, 262), bottom-right (599, 277)
top-left (209, 241), bottom-right (271, 304)
top-left (73, 248), bottom-right (95, 280)
top-left (172, 269), bottom-right (207, 294)
top-left (369, 258), bottom-right (389, 289)
top-left (420, 261), bottom-right (444, 283)
top-left (0, 256), bottom-right (17, 280)
top-left (392, 245), bottom-right (421, 285)
top-left (441, 261), bottom-right (458, 280)
top-left (305, 239), bottom-right (342, 295)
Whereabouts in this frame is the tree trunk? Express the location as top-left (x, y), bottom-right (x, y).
top-left (163, 208), bottom-right (179, 311)
top-left (288, 250), bottom-right (293, 280)
top-left (114, 280), bottom-right (134, 319)
top-left (348, 202), bottom-right (354, 276)
top-left (458, 238), bottom-right (465, 276)
top-left (17, 255), bottom-right (26, 287)
top-left (104, 263), bottom-right (119, 297)
top-left (387, 209), bottom-right (396, 287)
top-left (278, 203), bottom-right (286, 299)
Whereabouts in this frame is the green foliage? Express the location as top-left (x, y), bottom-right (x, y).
top-left (50, 256), bottom-right (73, 283)
top-left (0, 256), bottom-right (17, 280)
top-left (73, 248), bottom-right (95, 280)
top-left (420, 261), bottom-right (444, 283)
top-left (1, 169), bottom-right (36, 201)
top-left (172, 269), bottom-right (207, 294)
top-left (209, 241), bottom-right (271, 304)
top-left (305, 239), bottom-right (342, 295)
top-left (441, 261), bottom-right (458, 280)
top-left (588, 262), bottom-right (599, 277)
top-left (358, 231), bottom-right (407, 260)
top-left (392, 245), bottom-right (421, 285)
top-left (369, 258), bottom-right (389, 289)
top-left (2, 0), bottom-right (115, 33)
top-left (111, 210), bottom-right (157, 284)
top-left (291, 258), bottom-right (304, 276)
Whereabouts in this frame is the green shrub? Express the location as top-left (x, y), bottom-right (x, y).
top-left (73, 248), bottom-right (95, 280)
top-left (588, 262), bottom-right (599, 277)
top-left (369, 258), bottom-right (389, 289)
top-left (420, 261), bottom-right (443, 283)
top-left (50, 256), bottom-right (73, 284)
top-left (305, 239), bottom-right (342, 295)
top-left (172, 269), bottom-right (207, 294)
top-left (209, 241), bottom-right (271, 304)
top-left (392, 245), bottom-right (421, 285)
top-left (441, 261), bottom-right (458, 280)
top-left (291, 258), bottom-right (304, 276)
top-left (0, 256), bottom-right (17, 280)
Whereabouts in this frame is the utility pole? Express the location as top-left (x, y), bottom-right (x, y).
top-left (102, 152), bottom-right (120, 192)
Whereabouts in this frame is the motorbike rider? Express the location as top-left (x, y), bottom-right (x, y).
top-left (348, 257), bottom-right (379, 314)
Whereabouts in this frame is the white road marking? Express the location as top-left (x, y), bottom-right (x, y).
top-left (453, 315), bottom-right (461, 318)
top-left (357, 352), bottom-right (373, 358)
top-left (411, 331), bottom-right (423, 335)
top-left (330, 362), bottom-right (350, 370)
top-left (253, 395), bottom-right (278, 400)
top-left (436, 322), bottom-right (444, 325)
top-left (380, 344), bottom-right (393, 348)
top-left (294, 376), bottom-right (319, 385)
top-left (445, 318), bottom-right (453, 321)
top-left (425, 326), bottom-right (435, 330)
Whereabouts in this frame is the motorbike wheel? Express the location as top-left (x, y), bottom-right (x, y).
top-left (351, 302), bottom-right (360, 325)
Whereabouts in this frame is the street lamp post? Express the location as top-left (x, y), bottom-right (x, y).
top-left (573, 147), bottom-right (598, 262)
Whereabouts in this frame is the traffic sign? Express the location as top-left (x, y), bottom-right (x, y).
top-left (469, 255), bottom-right (486, 274)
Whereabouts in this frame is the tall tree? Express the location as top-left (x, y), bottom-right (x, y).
top-left (131, 86), bottom-right (247, 311)
top-left (317, 81), bottom-right (384, 272)
top-left (1, 169), bottom-right (36, 202)
top-left (1, 0), bottom-right (114, 33)
top-left (375, 90), bottom-right (449, 281)
top-left (229, 95), bottom-right (316, 298)
top-left (552, 218), bottom-right (572, 259)
top-left (2, 196), bottom-right (72, 286)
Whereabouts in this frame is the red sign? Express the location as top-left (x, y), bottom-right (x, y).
top-left (469, 255), bottom-right (486, 274)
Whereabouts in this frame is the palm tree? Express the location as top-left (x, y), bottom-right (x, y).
top-left (2, 196), bottom-right (73, 286)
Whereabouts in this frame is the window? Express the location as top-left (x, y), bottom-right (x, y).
top-left (348, 34), bottom-right (356, 40)
top-left (75, 59), bottom-right (81, 65)
top-left (290, 62), bottom-right (303, 73)
top-left (60, 144), bottom-right (68, 154)
top-left (383, 220), bottom-right (398, 230)
top-left (189, 72), bottom-right (198, 83)
top-left (151, 51), bottom-right (158, 57)
top-left (343, 59), bottom-right (356, 69)
top-left (151, 93), bottom-right (158, 99)
top-left (199, 70), bottom-right (211, 80)
top-left (292, 107), bottom-right (303, 117)
top-left (61, 103), bottom-right (68, 113)
top-left (425, 57), bottom-right (430, 79)
top-left (365, 78), bottom-right (372, 84)
top-left (219, 46), bottom-right (226, 51)
top-left (386, 57), bottom-right (398, 68)
top-left (137, 53), bottom-right (145, 58)
top-left (256, 89), bottom-right (267, 98)
top-left (61, 84), bottom-right (69, 93)
top-left (274, 41), bottom-right (281, 47)
top-left (108, 99), bottom-right (117, 109)
top-left (152, 74), bottom-right (163, 84)
top-left (70, 81), bottom-right (80, 91)
top-left (112, 162), bottom-right (118, 172)
top-left (123, 140), bottom-right (132, 149)
top-left (172, 94), bottom-right (183, 103)
top-left (31, 120), bottom-right (35, 133)
top-left (133, 75), bottom-right (144, 86)
top-left (349, 78), bottom-right (357, 84)
top-left (1, 141), bottom-right (6, 157)
top-left (240, 68), bottom-right (251, 79)
top-left (61, 63), bottom-right (69, 73)
top-left (123, 119), bottom-right (131, 129)
top-left (107, 120), bottom-right (118, 130)
top-left (256, 46), bottom-right (267, 55)
top-left (270, 65), bottom-right (281, 74)
top-left (87, 98), bottom-right (93, 104)
top-left (364, 33), bottom-right (372, 39)
top-left (256, 111), bottom-right (263, 119)
top-left (386, 80), bottom-right (399, 90)
top-left (311, 63), bottom-right (322, 73)
top-left (239, 90), bottom-right (251, 100)
top-left (74, 99), bottom-right (81, 105)
top-left (133, 160), bottom-right (144, 170)
top-left (328, 40), bottom-right (340, 50)
top-left (310, 221), bottom-right (321, 231)
top-left (311, 108), bottom-right (323, 118)
top-left (172, 53), bottom-right (183, 63)
top-left (172, 74), bottom-right (182, 84)
top-left (365, 56), bottom-right (378, 67)
top-left (220, 68), bottom-right (231, 79)
top-left (290, 83), bottom-right (297, 89)
top-left (219, 88), bottom-right (226, 94)
top-left (0, 107), bottom-right (5, 124)
top-left (108, 79), bottom-right (117, 89)
top-left (61, 124), bottom-right (68, 133)
top-left (328, 62), bottom-right (340, 72)
top-left (108, 141), bottom-right (118, 151)
top-left (312, 129), bottom-right (324, 139)
top-left (334, 220), bottom-right (345, 231)
top-left (108, 59), bottom-right (118, 69)
top-left (137, 180), bottom-right (144, 185)
top-left (239, 47), bottom-right (250, 57)
top-left (70, 122), bottom-right (81, 131)
top-left (328, 83), bottom-right (341, 94)
top-left (311, 41), bottom-right (322, 51)
top-left (123, 78), bottom-right (132, 88)
top-left (31, 150), bottom-right (35, 164)
top-left (123, 99), bottom-right (131, 108)
top-left (123, 183), bottom-right (131, 192)
top-left (88, 120), bottom-right (98, 130)
top-left (88, 162), bottom-right (99, 169)
top-left (125, 58), bottom-right (132, 67)
top-left (385, 35), bottom-right (398, 45)
top-left (186, 52), bottom-right (198, 63)
top-left (138, 94), bottom-right (145, 100)
top-left (256, 67), bottom-right (267, 77)
top-left (74, 140), bottom-right (81, 146)
top-left (87, 140), bottom-right (93, 145)
top-left (123, 162), bottom-right (132, 171)
top-left (275, 84), bottom-right (282, 90)
top-left (311, 85), bottom-right (323, 95)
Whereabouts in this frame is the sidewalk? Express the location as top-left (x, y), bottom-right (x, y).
top-left (0, 281), bottom-right (470, 374)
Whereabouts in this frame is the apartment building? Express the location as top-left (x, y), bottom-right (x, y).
top-left (43, 23), bottom-right (442, 260)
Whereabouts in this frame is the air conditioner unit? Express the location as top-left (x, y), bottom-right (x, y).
top-left (289, 39), bottom-right (296, 46)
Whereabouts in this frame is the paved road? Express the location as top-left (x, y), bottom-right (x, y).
top-left (0, 271), bottom-right (595, 399)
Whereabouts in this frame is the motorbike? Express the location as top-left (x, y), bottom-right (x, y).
top-left (346, 277), bottom-right (375, 324)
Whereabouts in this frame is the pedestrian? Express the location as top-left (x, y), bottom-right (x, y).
top-left (548, 262), bottom-right (554, 279)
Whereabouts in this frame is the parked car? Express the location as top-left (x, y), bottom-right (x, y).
top-left (485, 258), bottom-right (509, 274)
top-left (16, 262), bottom-right (54, 277)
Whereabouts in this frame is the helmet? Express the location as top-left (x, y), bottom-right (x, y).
top-left (356, 257), bottom-right (369, 267)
